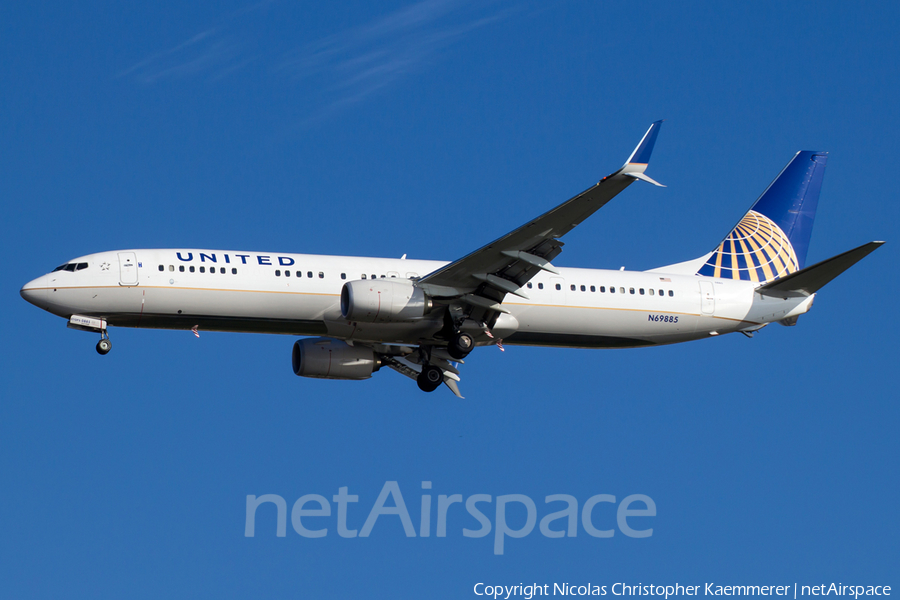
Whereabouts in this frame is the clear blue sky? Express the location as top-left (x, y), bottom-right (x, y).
top-left (2, 1), bottom-right (898, 597)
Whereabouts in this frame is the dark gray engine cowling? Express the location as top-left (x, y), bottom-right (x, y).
top-left (340, 279), bottom-right (431, 323)
top-left (292, 338), bottom-right (380, 380)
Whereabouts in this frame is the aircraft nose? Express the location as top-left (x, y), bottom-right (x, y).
top-left (20, 275), bottom-right (49, 309)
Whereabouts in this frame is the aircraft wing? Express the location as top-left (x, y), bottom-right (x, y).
top-left (417, 121), bottom-right (664, 313)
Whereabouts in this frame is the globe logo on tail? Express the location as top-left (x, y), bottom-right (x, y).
top-left (698, 210), bottom-right (799, 283)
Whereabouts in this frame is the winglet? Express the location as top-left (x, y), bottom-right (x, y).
top-left (621, 120), bottom-right (663, 182)
top-left (624, 120), bottom-right (663, 166)
top-left (625, 171), bottom-right (666, 187)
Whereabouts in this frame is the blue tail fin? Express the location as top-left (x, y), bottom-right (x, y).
top-left (697, 151), bottom-right (828, 283)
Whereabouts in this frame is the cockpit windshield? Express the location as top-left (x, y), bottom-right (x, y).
top-left (52, 262), bottom-right (88, 272)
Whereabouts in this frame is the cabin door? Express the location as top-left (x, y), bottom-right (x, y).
top-left (699, 280), bottom-right (715, 315)
top-left (118, 252), bottom-right (139, 286)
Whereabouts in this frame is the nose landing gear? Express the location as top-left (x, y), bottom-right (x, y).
top-left (67, 315), bottom-right (112, 355)
top-left (96, 333), bottom-right (111, 355)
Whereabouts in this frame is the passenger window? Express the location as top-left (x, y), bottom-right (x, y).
top-left (649, 289), bottom-right (654, 295)
top-left (200, 266), bottom-right (205, 273)
top-left (371, 274), bottom-right (376, 280)
top-left (555, 283), bottom-right (561, 290)
top-left (167, 265), bottom-right (173, 271)
top-left (538, 283), bottom-right (544, 289)
top-left (220, 267), bottom-right (225, 274)
top-left (570, 284), bottom-right (576, 291)
top-left (296, 271), bottom-right (302, 278)
top-left (527, 282), bottom-right (532, 289)
top-left (285, 270), bottom-right (290, 277)
top-left (190, 266), bottom-right (195, 273)
top-left (307, 271), bottom-right (313, 278)
top-left (639, 288), bottom-right (645, 295)
top-left (275, 270), bottom-right (281, 276)
top-left (590, 285), bottom-right (595, 292)
top-left (341, 273), bottom-right (346, 280)
top-left (669, 290), bottom-right (674, 297)
top-left (659, 289), bottom-right (664, 296)
top-left (232, 268), bottom-right (237, 274)
top-left (620, 287), bottom-right (625, 294)
top-left (580, 285), bottom-right (586, 291)
top-left (319, 272), bottom-right (324, 279)
top-left (158, 265), bottom-right (164, 271)
top-left (600, 286), bottom-right (606, 293)
top-left (629, 288), bottom-right (635, 294)
top-left (179, 265), bottom-right (185, 272)
top-left (610, 286), bottom-right (615, 293)
top-left (362, 274), bottom-right (367, 279)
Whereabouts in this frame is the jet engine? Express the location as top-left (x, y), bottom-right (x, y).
top-left (340, 279), bottom-right (432, 323)
top-left (292, 337), bottom-right (380, 380)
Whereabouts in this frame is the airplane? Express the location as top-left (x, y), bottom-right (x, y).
top-left (20, 121), bottom-right (883, 396)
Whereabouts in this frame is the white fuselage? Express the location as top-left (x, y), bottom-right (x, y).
top-left (20, 249), bottom-right (815, 348)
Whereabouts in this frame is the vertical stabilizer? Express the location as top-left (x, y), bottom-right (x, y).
top-left (697, 151), bottom-right (827, 283)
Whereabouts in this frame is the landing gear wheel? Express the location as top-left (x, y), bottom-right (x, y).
top-left (447, 332), bottom-right (474, 360)
top-left (96, 338), bottom-right (112, 355)
top-left (417, 365), bottom-right (443, 393)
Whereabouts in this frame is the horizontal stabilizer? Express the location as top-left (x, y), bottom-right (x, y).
top-left (757, 241), bottom-right (884, 298)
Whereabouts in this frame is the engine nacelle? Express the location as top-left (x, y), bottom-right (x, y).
top-left (292, 337), bottom-right (380, 380)
top-left (340, 279), bottom-right (431, 323)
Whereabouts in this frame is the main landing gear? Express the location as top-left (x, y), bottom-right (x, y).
top-left (447, 332), bottom-right (474, 360)
top-left (417, 331), bottom-right (471, 392)
top-left (96, 332), bottom-right (111, 355)
top-left (417, 364), bottom-right (443, 393)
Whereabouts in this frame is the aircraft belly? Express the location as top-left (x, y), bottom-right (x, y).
top-left (145, 287), bottom-right (337, 319)
top-left (326, 318), bottom-right (444, 344)
top-left (110, 313), bottom-right (328, 335)
top-left (509, 303), bottom-right (701, 348)
top-left (503, 330), bottom-right (651, 348)
top-left (106, 286), bottom-right (336, 335)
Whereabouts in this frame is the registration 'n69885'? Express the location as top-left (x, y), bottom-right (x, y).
top-left (648, 314), bottom-right (678, 323)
